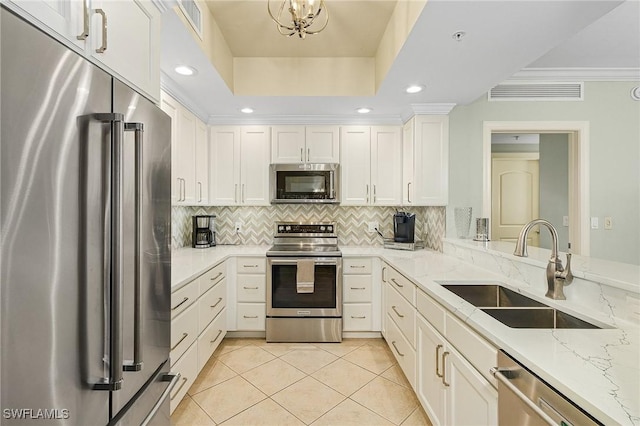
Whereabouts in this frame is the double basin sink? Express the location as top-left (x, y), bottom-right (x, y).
top-left (442, 284), bottom-right (604, 329)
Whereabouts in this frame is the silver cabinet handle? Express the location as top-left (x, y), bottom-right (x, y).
top-left (94, 8), bottom-right (107, 53)
top-left (307, 147), bottom-right (310, 162)
top-left (351, 315), bottom-right (366, 319)
top-left (241, 183), bottom-right (245, 203)
top-left (490, 367), bottom-right (558, 425)
top-left (350, 265), bottom-right (365, 269)
top-left (124, 121), bottom-right (144, 372)
top-left (391, 305), bottom-right (404, 318)
top-left (407, 182), bottom-right (412, 203)
top-left (89, 113), bottom-right (125, 391)
top-left (77, 0), bottom-right (89, 40)
top-left (172, 296), bottom-right (189, 311)
top-left (243, 286), bottom-right (259, 290)
top-left (243, 315), bottom-right (259, 319)
top-left (170, 376), bottom-right (188, 401)
top-left (210, 297), bottom-right (223, 308)
top-left (181, 178), bottom-right (186, 201)
top-left (391, 341), bottom-right (405, 357)
top-left (210, 271), bottom-right (223, 282)
top-left (197, 181), bottom-right (202, 202)
top-left (171, 333), bottom-right (189, 351)
top-left (391, 277), bottom-right (403, 288)
top-left (300, 147), bottom-right (303, 162)
top-left (234, 183), bottom-right (238, 203)
top-left (435, 344), bottom-right (443, 378)
top-left (366, 184), bottom-right (369, 203)
top-left (210, 329), bottom-right (223, 343)
top-left (442, 351), bottom-right (450, 387)
top-left (350, 287), bottom-right (366, 290)
top-left (382, 266), bottom-right (387, 282)
top-left (373, 185), bottom-right (377, 203)
top-left (243, 264), bottom-right (259, 268)
top-left (141, 373), bottom-right (180, 426)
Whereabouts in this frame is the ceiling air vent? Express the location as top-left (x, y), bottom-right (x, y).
top-left (488, 82), bottom-right (583, 101)
top-left (178, 0), bottom-right (203, 38)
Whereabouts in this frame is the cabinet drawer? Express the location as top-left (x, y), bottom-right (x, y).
top-left (197, 308), bottom-right (227, 372)
top-left (386, 313), bottom-right (416, 389)
top-left (236, 303), bottom-right (266, 330)
top-left (237, 274), bottom-right (266, 302)
top-left (343, 258), bottom-right (372, 274)
top-left (199, 261), bottom-right (226, 295)
top-left (446, 313), bottom-right (498, 387)
top-left (384, 265), bottom-right (416, 305)
top-left (171, 279), bottom-right (198, 318)
top-left (170, 342), bottom-right (197, 414)
top-left (386, 284), bottom-right (416, 347)
top-left (417, 289), bottom-right (446, 335)
top-left (170, 303), bottom-right (198, 362)
top-left (237, 257), bottom-right (266, 274)
top-left (344, 275), bottom-right (372, 302)
top-left (343, 304), bottom-right (373, 331)
top-left (198, 278), bottom-right (226, 333)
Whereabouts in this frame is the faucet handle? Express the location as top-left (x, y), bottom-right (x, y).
top-left (562, 253), bottom-right (573, 284)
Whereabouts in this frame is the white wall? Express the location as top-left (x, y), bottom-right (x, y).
top-left (448, 81), bottom-right (640, 265)
top-left (538, 134), bottom-right (569, 251)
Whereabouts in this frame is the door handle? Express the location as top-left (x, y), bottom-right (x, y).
top-left (243, 286), bottom-right (259, 290)
top-left (197, 181), bottom-right (202, 202)
top-left (94, 8), bottom-right (107, 53)
top-left (210, 329), bottom-right (223, 343)
top-left (390, 277), bottom-right (403, 288)
top-left (241, 183), bottom-right (245, 203)
top-left (435, 344), bottom-right (443, 378)
top-left (373, 185), bottom-right (377, 203)
top-left (77, 0), bottom-right (89, 40)
top-left (407, 182), bottom-right (412, 203)
top-left (123, 122), bottom-right (144, 372)
top-left (307, 147), bottom-right (310, 162)
top-left (141, 373), bottom-right (181, 426)
top-left (171, 297), bottom-right (189, 311)
top-left (382, 267), bottom-right (387, 282)
top-left (88, 113), bottom-right (125, 391)
top-left (210, 297), bottom-right (223, 308)
top-left (391, 305), bottom-right (404, 318)
top-left (366, 184), bottom-right (369, 203)
top-left (210, 272), bottom-right (224, 282)
top-left (300, 148), bottom-right (303, 162)
top-left (442, 351), bottom-right (450, 387)
top-left (234, 183), bottom-right (238, 203)
top-left (391, 341), bottom-right (405, 357)
top-left (171, 333), bottom-right (189, 351)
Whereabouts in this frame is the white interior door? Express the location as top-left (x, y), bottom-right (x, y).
top-left (491, 154), bottom-right (539, 244)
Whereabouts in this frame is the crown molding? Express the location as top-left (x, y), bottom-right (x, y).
top-left (207, 115), bottom-right (404, 126)
top-left (510, 67), bottom-right (640, 82)
top-left (401, 103), bottom-right (457, 122)
top-left (160, 72), bottom-right (210, 122)
top-left (151, 0), bottom-right (177, 14)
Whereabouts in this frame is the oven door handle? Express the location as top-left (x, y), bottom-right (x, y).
top-left (268, 258), bottom-right (340, 266)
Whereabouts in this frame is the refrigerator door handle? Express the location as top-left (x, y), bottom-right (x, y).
top-left (139, 373), bottom-right (181, 426)
top-left (90, 113), bottom-right (125, 391)
top-left (123, 122), bottom-right (144, 372)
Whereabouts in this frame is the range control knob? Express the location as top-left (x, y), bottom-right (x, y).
top-left (285, 226), bottom-right (292, 231)
top-left (320, 226), bottom-right (326, 231)
top-left (327, 225), bottom-right (333, 232)
top-left (278, 225), bottom-right (284, 232)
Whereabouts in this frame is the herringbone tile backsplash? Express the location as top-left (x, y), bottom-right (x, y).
top-left (172, 205), bottom-right (446, 251)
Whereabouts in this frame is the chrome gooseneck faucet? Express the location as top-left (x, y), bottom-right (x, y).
top-left (513, 219), bottom-right (573, 300)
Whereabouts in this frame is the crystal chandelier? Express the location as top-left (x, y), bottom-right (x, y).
top-left (267, 0), bottom-right (329, 39)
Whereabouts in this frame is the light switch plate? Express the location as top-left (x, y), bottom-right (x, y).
top-left (562, 216), bottom-right (569, 227)
top-left (590, 217), bottom-right (599, 229)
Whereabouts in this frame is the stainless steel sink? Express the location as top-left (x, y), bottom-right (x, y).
top-left (442, 283), bottom-right (605, 329)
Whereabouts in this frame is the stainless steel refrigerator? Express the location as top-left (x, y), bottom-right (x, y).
top-left (1, 7), bottom-right (175, 425)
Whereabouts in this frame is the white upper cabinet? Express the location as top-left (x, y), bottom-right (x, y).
top-left (210, 126), bottom-right (270, 206)
top-left (177, 107), bottom-right (197, 205)
top-left (341, 126), bottom-right (402, 206)
top-left (403, 115), bottom-right (449, 206)
top-left (271, 125), bottom-right (339, 164)
top-left (195, 120), bottom-right (209, 205)
top-left (5, 0), bottom-right (161, 102)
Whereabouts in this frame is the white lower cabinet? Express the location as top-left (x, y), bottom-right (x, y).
top-left (343, 258), bottom-right (380, 332)
top-left (235, 257), bottom-right (266, 331)
top-left (170, 261), bottom-right (227, 413)
top-left (416, 299), bottom-right (497, 426)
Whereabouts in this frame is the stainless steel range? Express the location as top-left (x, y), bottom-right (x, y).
top-left (266, 222), bottom-right (342, 342)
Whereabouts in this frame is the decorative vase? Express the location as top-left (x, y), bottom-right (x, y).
top-left (454, 207), bottom-right (472, 238)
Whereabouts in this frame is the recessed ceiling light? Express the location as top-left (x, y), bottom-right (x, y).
top-left (240, 107), bottom-right (254, 114)
top-left (174, 65), bottom-right (197, 76)
top-left (406, 85), bottom-right (424, 94)
top-left (357, 107), bottom-right (372, 114)
top-left (452, 31), bottom-right (466, 42)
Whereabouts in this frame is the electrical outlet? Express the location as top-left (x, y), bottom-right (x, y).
top-left (367, 221), bottom-right (378, 232)
top-left (604, 216), bottom-right (613, 230)
top-left (235, 222), bottom-right (243, 233)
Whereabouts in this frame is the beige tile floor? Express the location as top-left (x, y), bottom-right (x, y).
top-left (172, 338), bottom-right (432, 426)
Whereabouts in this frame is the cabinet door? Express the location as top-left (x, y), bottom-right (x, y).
top-left (5, 0), bottom-right (84, 49)
top-left (195, 119), bottom-right (208, 205)
top-left (159, 92), bottom-right (181, 205)
top-left (209, 126), bottom-right (240, 205)
top-left (240, 126), bottom-right (270, 205)
top-left (413, 115), bottom-right (449, 205)
top-left (445, 347), bottom-right (498, 426)
top-left (271, 125), bottom-right (305, 164)
top-left (402, 119), bottom-right (414, 205)
top-left (340, 126), bottom-right (371, 205)
top-left (177, 107), bottom-right (196, 204)
top-left (416, 315), bottom-right (446, 426)
top-left (371, 126), bottom-right (402, 205)
top-left (90, 0), bottom-right (160, 101)
top-left (306, 126), bottom-right (340, 163)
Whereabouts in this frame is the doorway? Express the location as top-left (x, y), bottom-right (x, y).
top-left (482, 121), bottom-right (590, 256)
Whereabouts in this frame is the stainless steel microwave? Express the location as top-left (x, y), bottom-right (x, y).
top-left (270, 163), bottom-right (339, 204)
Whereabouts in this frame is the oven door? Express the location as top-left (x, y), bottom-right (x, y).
top-left (267, 257), bottom-right (342, 317)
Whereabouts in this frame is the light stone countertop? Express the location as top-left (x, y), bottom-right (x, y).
top-left (171, 244), bottom-right (640, 426)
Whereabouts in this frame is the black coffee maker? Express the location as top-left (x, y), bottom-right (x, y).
top-left (393, 212), bottom-right (416, 243)
top-left (192, 215), bottom-right (216, 248)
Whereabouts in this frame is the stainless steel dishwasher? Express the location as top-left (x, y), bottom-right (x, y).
top-left (491, 350), bottom-right (602, 425)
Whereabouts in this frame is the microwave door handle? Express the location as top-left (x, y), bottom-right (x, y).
top-left (123, 122), bottom-right (144, 372)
